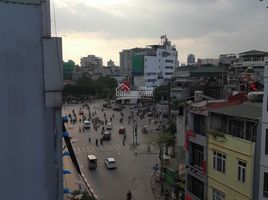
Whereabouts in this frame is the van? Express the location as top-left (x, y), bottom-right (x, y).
top-left (87, 155), bottom-right (97, 169)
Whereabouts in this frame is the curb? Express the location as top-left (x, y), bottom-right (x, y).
top-left (150, 173), bottom-right (161, 200)
top-left (81, 173), bottom-right (98, 199)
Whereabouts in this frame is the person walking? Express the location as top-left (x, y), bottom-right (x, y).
top-left (127, 190), bottom-right (132, 200)
top-left (164, 189), bottom-right (169, 200)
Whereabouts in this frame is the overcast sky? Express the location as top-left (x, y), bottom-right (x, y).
top-left (52, 0), bottom-right (268, 66)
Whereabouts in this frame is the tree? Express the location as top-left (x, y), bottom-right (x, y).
top-left (154, 85), bottom-right (170, 102)
top-left (63, 75), bottom-right (118, 99)
top-left (147, 131), bottom-right (174, 155)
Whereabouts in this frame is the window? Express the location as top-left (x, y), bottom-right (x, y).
top-left (187, 174), bottom-right (204, 200)
top-left (165, 66), bottom-right (173, 70)
top-left (213, 188), bottom-right (225, 200)
top-left (164, 72), bottom-right (173, 75)
top-left (228, 119), bottom-right (245, 140)
top-left (264, 172), bottom-right (268, 197)
top-left (165, 59), bottom-right (173, 63)
top-left (213, 151), bottom-right (226, 173)
top-left (193, 114), bottom-right (205, 135)
top-left (238, 160), bottom-right (246, 183)
top-left (191, 143), bottom-right (204, 168)
top-left (266, 130), bottom-right (268, 155)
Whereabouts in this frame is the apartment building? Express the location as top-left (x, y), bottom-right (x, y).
top-left (207, 102), bottom-right (262, 200)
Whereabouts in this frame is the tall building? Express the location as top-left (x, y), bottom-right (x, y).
top-left (187, 54), bottom-right (196, 65)
top-left (144, 35), bottom-right (178, 88)
top-left (0, 0), bottom-right (63, 200)
top-left (119, 47), bottom-right (150, 78)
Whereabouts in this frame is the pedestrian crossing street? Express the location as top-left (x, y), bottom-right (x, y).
top-left (73, 144), bottom-right (125, 153)
top-left (73, 143), bottom-right (158, 153)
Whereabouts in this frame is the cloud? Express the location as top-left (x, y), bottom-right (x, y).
top-left (53, 0), bottom-right (268, 64)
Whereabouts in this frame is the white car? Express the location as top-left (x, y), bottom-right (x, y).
top-left (106, 122), bottom-right (113, 130)
top-left (105, 158), bottom-right (117, 169)
top-left (83, 120), bottom-right (90, 129)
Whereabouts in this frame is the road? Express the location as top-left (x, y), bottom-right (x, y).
top-left (63, 100), bottom-right (160, 200)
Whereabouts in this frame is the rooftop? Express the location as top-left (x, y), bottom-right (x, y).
top-left (210, 102), bottom-right (262, 120)
top-left (190, 101), bottom-right (242, 116)
top-left (239, 49), bottom-right (268, 56)
top-left (191, 65), bottom-right (227, 74)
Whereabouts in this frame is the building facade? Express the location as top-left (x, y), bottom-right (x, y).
top-left (207, 103), bottom-right (262, 200)
top-left (232, 50), bottom-right (268, 84)
top-left (80, 54), bottom-right (103, 68)
top-left (257, 63), bottom-right (268, 200)
top-left (144, 36), bottom-right (178, 88)
top-left (0, 0), bottom-right (63, 199)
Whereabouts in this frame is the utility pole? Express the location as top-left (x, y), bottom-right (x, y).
top-left (133, 118), bottom-right (135, 146)
top-left (160, 96), bottom-right (164, 195)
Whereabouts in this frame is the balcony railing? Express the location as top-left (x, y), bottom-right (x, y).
top-left (209, 129), bottom-right (226, 142)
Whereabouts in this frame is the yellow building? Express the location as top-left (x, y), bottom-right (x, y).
top-left (207, 102), bottom-right (262, 200)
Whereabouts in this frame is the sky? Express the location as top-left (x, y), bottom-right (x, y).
top-left (52, 0), bottom-right (268, 66)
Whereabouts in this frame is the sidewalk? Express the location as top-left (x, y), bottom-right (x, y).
top-left (63, 154), bottom-right (98, 200)
top-left (150, 172), bottom-right (174, 200)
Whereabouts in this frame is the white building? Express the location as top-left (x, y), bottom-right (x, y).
top-left (0, 0), bottom-right (63, 200)
top-left (232, 50), bottom-right (268, 83)
top-left (144, 35), bottom-right (178, 88)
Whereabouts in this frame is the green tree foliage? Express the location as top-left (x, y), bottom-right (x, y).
top-left (63, 60), bottom-right (76, 80)
top-left (63, 73), bottom-right (118, 99)
top-left (147, 131), bottom-right (174, 151)
top-left (154, 85), bottom-right (170, 102)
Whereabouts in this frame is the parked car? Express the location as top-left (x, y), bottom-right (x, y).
top-left (105, 158), bottom-right (117, 169)
top-left (119, 127), bottom-right (126, 134)
top-left (103, 131), bottom-right (111, 140)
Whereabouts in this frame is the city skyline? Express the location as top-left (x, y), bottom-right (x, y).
top-left (53, 0), bottom-right (268, 65)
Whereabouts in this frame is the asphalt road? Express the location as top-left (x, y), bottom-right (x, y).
top-left (63, 100), bottom-right (160, 200)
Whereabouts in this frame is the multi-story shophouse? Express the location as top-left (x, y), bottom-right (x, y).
top-left (184, 96), bottom-right (243, 200)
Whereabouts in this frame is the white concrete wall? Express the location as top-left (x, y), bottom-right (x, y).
top-left (259, 65), bottom-right (268, 199)
top-left (0, 1), bottom-right (62, 200)
top-left (144, 56), bottom-right (159, 87)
